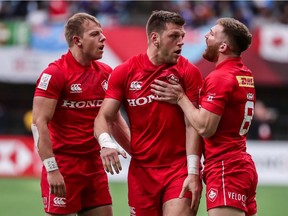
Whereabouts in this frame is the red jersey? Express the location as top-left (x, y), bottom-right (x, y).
top-left (200, 57), bottom-right (256, 163)
top-left (34, 51), bottom-right (112, 156)
top-left (106, 53), bottom-right (202, 167)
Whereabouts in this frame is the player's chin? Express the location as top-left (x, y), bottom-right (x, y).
top-left (95, 52), bottom-right (103, 60)
top-left (170, 55), bottom-right (180, 64)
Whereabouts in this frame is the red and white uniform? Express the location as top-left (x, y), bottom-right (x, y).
top-left (34, 51), bottom-right (112, 214)
top-left (200, 57), bottom-right (258, 215)
top-left (106, 53), bottom-right (202, 215)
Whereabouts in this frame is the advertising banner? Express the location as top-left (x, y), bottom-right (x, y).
top-left (247, 141), bottom-right (288, 185)
top-left (0, 136), bottom-right (287, 185)
top-left (0, 21), bottom-right (30, 46)
top-left (0, 136), bottom-right (41, 177)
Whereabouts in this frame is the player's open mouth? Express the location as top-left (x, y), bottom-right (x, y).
top-left (174, 49), bottom-right (181, 54)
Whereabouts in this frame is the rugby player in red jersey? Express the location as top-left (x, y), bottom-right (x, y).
top-left (151, 17), bottom-right (258, 216)
top-left (31, 13), bottom-right (130, 216)
top-left (94, 10), bottom-right (203, 216)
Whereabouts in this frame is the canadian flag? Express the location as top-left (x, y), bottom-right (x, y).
top-left (259, 24), bottom-right (288, 63)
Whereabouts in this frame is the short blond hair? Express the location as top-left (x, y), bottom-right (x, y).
top-left (64, 13), bottom-right (100, 48)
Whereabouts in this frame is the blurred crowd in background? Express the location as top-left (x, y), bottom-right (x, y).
top-left (0, 0), bottom-right (287, 141)
top-left (1, 0), bottom-right (288, 28)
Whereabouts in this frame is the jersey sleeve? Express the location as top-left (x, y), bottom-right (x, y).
top-left (183, 63), bottom-right (202, 103)
top-left (34, 64), bottom-right (65, 100)
top-left (200, 71), bottom-right (233, 116)
top-left (105, 61), bottom-right (129, 101)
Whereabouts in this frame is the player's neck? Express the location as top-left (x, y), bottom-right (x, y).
top-left (70, 48), bottom-right (92, 67)
top-left (215, 53), bottom-right (239, 66)
top-left (147, 48), bottom-right (165, 66)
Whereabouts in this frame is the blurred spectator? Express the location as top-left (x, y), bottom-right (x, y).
top-left (23, 109), bottom-right (32, 134)
top-left (171, 1), bottom-right (195, 27)
top-left (278, 1), bottom-right (288, 24)
top-left (232, 1), bottom-right (254, 27)
top-left (26, 1), bottom-right (48, 26)
top-left (248, 100), bottom-right (278, 140)
top-left (0, 103), bottom-right (7, 133)
top-left (250, 0), bottom-right (277, 30)
top-left (48, 0), bottom-right (70, 23)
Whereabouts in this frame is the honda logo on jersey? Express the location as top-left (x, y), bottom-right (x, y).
top-left (127, 94), bottom-right (155, 106)
top-left (62, 100), bottom-right (103, 108)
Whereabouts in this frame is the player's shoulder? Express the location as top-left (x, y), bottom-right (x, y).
top-left (36, 58), bottom-right (65, 88)
top-left (206, 68), bottom-right (235, 92)
top-left (178, 56), bottom-right (199, 71)
top-left (114, 53), bottom-right (143, 72)
top-left (126, 53), bottom-right (143, 68)
top-left (44, 52), bottom-right (75, 80)
top-left (47, 52), bottom-right (68, 72)
top-left (44, 56), bottom-right (65, 77)
top-left (176, 56), bottom-right (201, 79)
top-left (93, 61), bottom-right (113, 73)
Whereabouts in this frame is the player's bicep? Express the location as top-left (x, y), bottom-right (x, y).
top-left (32, 96), bottom-right (57, 125)
top-left (199, 107), bottom-right (221, 138)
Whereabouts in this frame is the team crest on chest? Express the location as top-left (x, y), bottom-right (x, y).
top-left (167, 74), bottom-right (179, 83)
top-left (102, 80), bottom-right (108, 91)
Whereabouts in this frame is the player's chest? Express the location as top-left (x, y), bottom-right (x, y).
top-left (62, 70), bottom-right (107, 99)
top-left (126, 68), bottom-right (182, 98)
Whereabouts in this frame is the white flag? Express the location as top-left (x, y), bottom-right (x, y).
top-left (259, 24), bottom-right (288, 63)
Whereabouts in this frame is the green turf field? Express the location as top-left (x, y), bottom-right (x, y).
top-left (0, 178), bottom-right (287, 216)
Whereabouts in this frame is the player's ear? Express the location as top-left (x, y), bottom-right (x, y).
top-left (219, 42), bottom-right (228, 53)
top-left (151, 32), bottom-right (160, 48)
top-left (73, 36), bottom-right (82, 47)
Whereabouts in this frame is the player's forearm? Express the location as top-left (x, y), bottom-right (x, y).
top-left (94, 113), bottom-right (121, 150)
top-left (111, 113), bottom-right (131, 154)
top-left (185, 120), bottom-right (203, 175)
top-left (35, 123), bottom-right (54, 161)
top-left (179, 96), bottom-right (220, 138)
top-left (31, 96), bottom-right (58, 161)
top-left (186, 130), bottom-right (202, 156)
top-left (32, 121), bottom-right (59, 172)
top-left (94, 114), bottom-right (111, 139)
top-left (178, 95), bottom-right (207, 136)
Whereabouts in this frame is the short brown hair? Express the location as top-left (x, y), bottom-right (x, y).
top-left (64, 12), bottom-right (100, 47)
top-left (146, 10), bottom-right (185, 37)
top-left (217, 17), bottom-right (252, 55)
